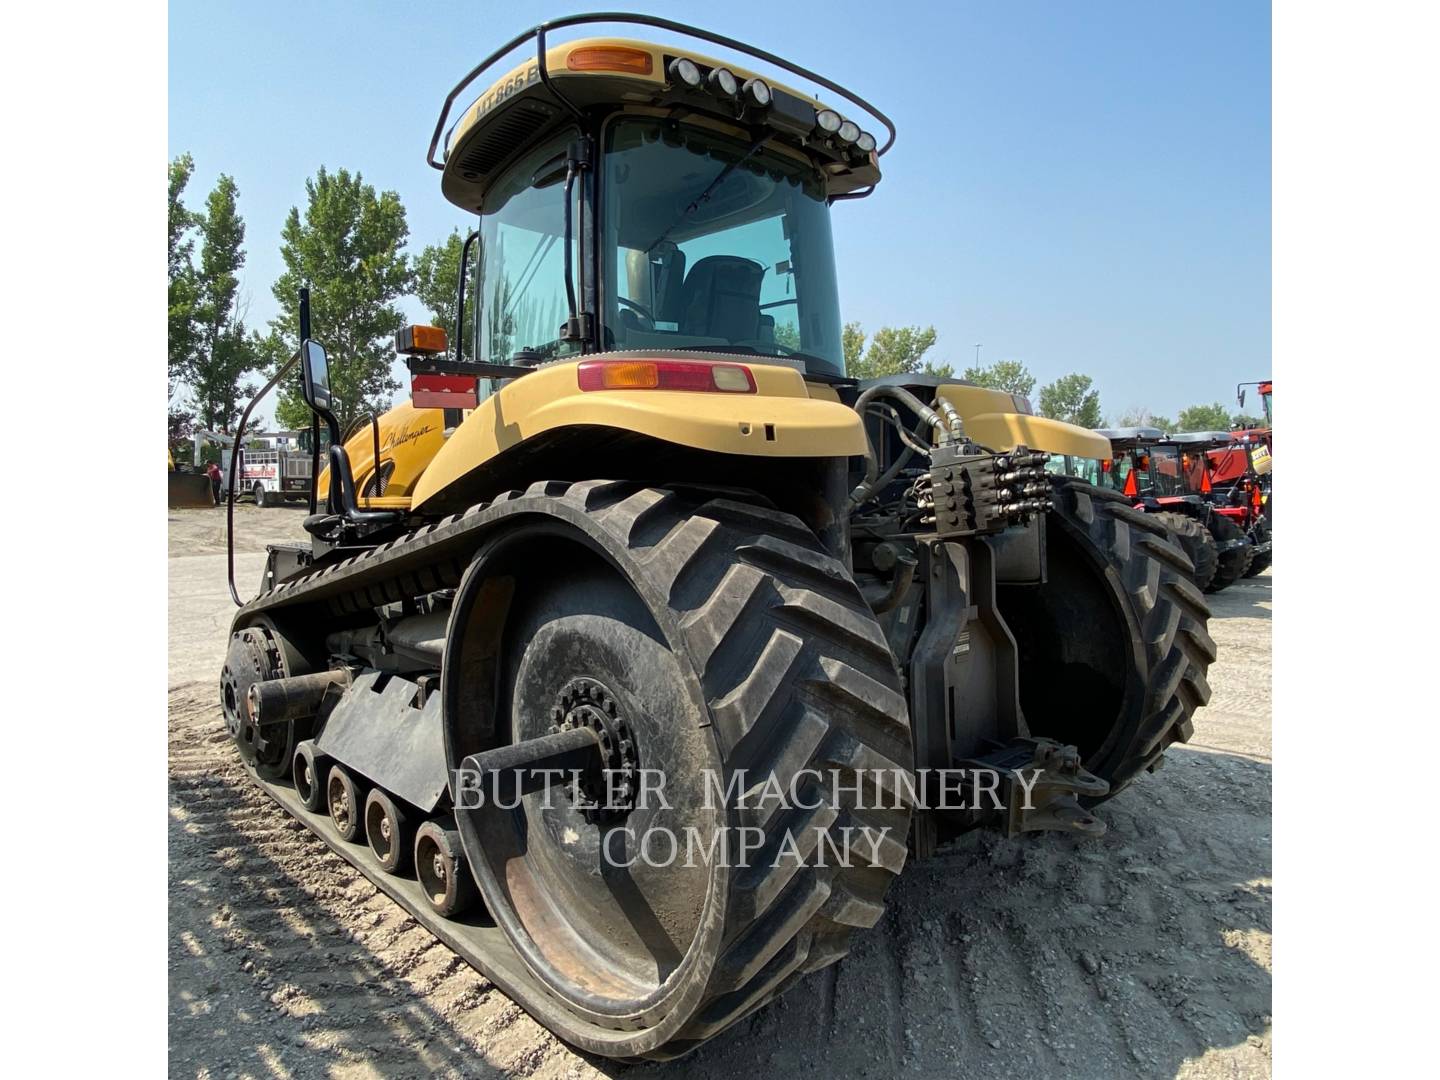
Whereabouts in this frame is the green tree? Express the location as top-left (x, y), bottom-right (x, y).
top-left (1231, 412), bottom-right (1263, 430)
top-left (265, 167), bottom-right (411, 434)
top-left (847, 324), bottom-right (953, 380)
top-left (772, 323), bottom-right (801, 351)
top-left (1175, 402), bottom-right (1232, 432)
top-left (189, 174), bottom-right (258, 432)
top-left (1110, 406), bottom-right (1177, 434)
top-left (962, 359), bottom-right (1036, 397)
top-left (842, 321), bottom-right (866, 371)
top-left (413, 229), bottom-right (473, 349)
top-left (168, 154), bottom-right (200, 390)
top-left (1038, 373), bottom-right (1103, 428)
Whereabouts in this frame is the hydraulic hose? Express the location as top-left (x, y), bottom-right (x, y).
top-left (849, 385), bottom-right (952, 507)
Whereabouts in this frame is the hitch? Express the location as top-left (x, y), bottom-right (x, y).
top-left (962, 737), bottom-right (1110, 838)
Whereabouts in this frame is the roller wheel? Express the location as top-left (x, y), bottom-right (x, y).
top-left (443, 481), bottom-right (913, 1059)
top-left (364, 789), bottom-right (412, 874)
top-left (326, 766), bottom-right (365, 843)
top-left (997, 477), bottom-right (1216, 796)
top-left (1151, 511), bottom-right (1218, 591)
top-left (1205, 513), bottom-right (1253, 592)
top-left (292, 740), bottom-right (329, 812)
top-left (415, 821), bottom-right (479, 918)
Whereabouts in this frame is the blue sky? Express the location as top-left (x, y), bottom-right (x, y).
top-left (169, 0), bottom-right (1270, 422)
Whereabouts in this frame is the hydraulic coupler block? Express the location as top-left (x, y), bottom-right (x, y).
top-left (922, 444), bottom-right (1052, 537)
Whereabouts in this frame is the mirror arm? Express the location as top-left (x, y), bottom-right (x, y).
top-left (226, 352), bottom-right (299, 607)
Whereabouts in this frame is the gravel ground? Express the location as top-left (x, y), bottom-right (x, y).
top-left (168, 506), bottom-right (1271, 1078)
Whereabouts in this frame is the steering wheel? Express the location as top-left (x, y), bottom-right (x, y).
top-left (616, 296), bottom-right (657, 329)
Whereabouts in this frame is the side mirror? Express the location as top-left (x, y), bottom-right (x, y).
top-left (301, 339), bottom-right (332, 413)
top-left (1237, 388), bottom-right (1247, 408)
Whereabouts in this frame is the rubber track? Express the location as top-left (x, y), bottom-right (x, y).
top-left (1151, 511), bottom-right (1219, 591)
top-left (1047, 479), bottom-right (1217, 794)
top-left (234, 480), bottom-right (914, 1060)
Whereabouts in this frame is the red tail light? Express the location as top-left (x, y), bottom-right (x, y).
top-left (1200, 467), bottom-right (1212, 493)
top-left (412, 373), bottom-right (477, 410)
top-left (577, 359), bottom-right (756, 393)
top-left (1123, 469), bottom-right (1138, 497)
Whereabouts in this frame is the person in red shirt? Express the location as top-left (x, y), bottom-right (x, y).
top-left (206, 461), bottom-right (223, 506)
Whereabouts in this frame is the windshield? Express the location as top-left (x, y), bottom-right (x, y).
top-left (476, 130), bottom-right (580, 365)
top-left (601, 117), bottom-right (844, 375)
top-left (1149, 446), bottom-right (1185, 496)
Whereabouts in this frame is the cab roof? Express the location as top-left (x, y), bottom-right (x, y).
top-left (432, 18), bottom-right (891, 212)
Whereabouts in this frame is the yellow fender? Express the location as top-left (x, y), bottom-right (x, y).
top-left (936, 385), bottom-right (1111, 459)
top-left (410, 359), bottom-right (866, 511)
top-left (317, 402), bottom-right (449, 509)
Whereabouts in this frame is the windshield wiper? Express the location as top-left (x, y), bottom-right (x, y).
top-left (644, 133), bottom-right (772, 254)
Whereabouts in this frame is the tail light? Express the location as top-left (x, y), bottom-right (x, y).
top-left (577, 359), bottom-right (756, 393)
top-left (412, 373), bottom-right (477, 410)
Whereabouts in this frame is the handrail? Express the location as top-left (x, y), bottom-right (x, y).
top-left (426, 11), bottom-right (896, 171)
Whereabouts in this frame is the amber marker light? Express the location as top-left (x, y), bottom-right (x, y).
top-left (566, 45), bottom-right (654, 74)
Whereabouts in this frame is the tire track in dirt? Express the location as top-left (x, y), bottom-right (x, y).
top-left (170, 570), bottom-right (1270, 1078)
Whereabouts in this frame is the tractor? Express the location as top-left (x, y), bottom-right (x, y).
top-left (1172, 430), bottom-right (1272, 578)
top-left (215, 14), bottom-right (1214, 1060)
top-left (1092, 427), bottom-right (1256, 592)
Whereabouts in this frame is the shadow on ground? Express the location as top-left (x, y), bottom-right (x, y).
top-left (1205, 570), bottom-right (1271, 621)
top-left (170, 682), bottom-right (1270, 1079)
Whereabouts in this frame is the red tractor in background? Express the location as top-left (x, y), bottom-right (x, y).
top-left (1173, 430), bottom-right (1272, 579)
top-left (1096, 428), bottom-right (1253, 592)
top-left (1236, 379), bottom-right (1273, 432)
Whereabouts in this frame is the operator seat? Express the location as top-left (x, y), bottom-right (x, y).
top-left (679, 255), bottom-right (764, 343)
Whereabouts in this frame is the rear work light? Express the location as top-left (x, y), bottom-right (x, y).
top-left (577, 359), bottom-right (757, 393)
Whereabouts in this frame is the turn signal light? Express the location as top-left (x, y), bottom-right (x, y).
top-left (577, 359), bottom-right (757, 393)
top-left (567, 45), bottom-right (654, 75)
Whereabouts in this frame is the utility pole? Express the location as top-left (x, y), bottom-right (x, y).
top-left (974, 344), bottom-right (982, 366)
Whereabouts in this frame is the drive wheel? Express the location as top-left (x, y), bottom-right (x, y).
top-left (1205, 513), bottom-right (1253, 592)
top-left (997, 478), bottom-right (1216, 795)
top-left (220, 620), bottom-right (307, 780)
top-left (253, 482), bottom-right (268, 508)
top-left (444, 482), bottom-right (913, 1059)
top-left (1152, 511), bottom-right (1218, 590)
